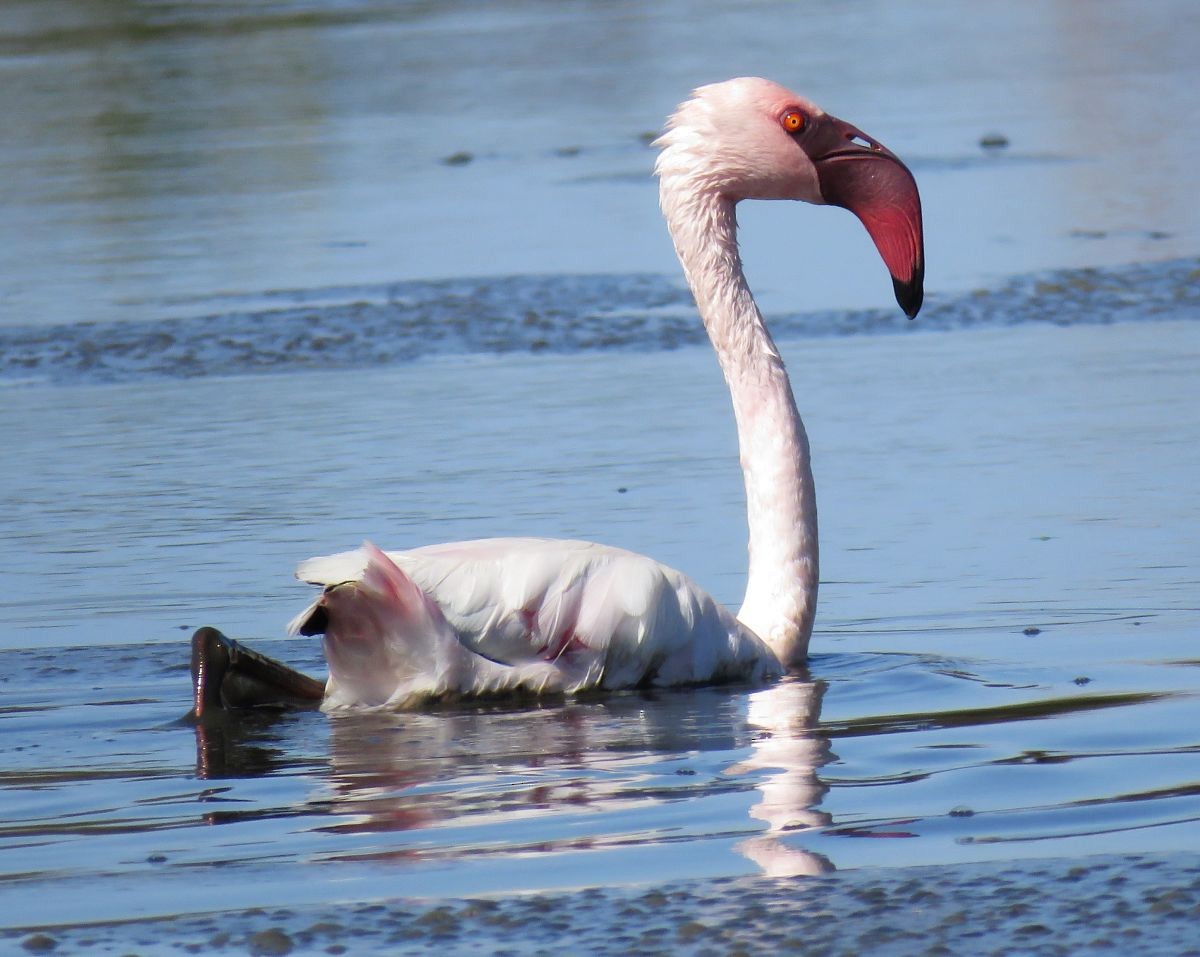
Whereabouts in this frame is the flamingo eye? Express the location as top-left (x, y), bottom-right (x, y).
top-left (780, 110), bottom-right (806, 133)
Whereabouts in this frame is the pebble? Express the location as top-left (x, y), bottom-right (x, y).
top-left (248, 928), bottom-right (294, 955)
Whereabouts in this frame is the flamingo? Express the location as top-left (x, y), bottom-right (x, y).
top-left (190, 77), bottom-right (923, 714)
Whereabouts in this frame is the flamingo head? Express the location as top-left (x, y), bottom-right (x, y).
top-left (655, 77), bottom-right (925, 318)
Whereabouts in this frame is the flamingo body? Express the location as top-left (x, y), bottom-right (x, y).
top-left (279, 77), bottom-right (923, 710)
top-left (291, 541), bottom-right (779, 709)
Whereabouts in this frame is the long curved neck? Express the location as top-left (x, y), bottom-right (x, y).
top-left (661, 186), bottom-right (818, 667)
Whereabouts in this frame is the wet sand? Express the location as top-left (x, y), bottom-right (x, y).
top-left (5, 853), bottom-right (1198, 955)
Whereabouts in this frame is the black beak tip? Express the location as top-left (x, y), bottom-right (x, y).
top-left (893, 269), bottom-right (924, 320)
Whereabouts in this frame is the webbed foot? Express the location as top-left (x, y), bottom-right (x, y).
top-left (190, 626), bottom-right (324, 717)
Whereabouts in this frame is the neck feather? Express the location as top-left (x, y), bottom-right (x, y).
top-left (660, 184), bottom-right (818, 667)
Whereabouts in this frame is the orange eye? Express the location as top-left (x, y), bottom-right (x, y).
top-left (781, 109), bottom-right (806, 133)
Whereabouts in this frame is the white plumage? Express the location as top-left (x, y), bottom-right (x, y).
top-left (284, 77), bottom-right (922, 709)
top-left (291, 541), bottom-right (778, 709)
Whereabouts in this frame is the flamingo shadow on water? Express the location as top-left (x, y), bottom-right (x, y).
top-left (189, 76), bottom-right (923, 713)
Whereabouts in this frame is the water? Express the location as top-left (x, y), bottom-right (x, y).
top-left (2, 0), bottom-right (1200, 943)
top-left (3, 320), bottom-right (1198, 932)
top-left (3, 0), bottom-right (1199, 330)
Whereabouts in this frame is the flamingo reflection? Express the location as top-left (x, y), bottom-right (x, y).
top-left (192, 681), bottom-right (835, 876)
top-left (730, 678), bottom-right (834, 876)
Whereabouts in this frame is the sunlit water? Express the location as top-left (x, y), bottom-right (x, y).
top-left (2, 0), bottom-right (1199, 936)
top-left (3, 320), bottom-right (1198, 928)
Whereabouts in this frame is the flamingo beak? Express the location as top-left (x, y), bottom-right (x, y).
top-left (806, 114), bottom-right (925, 318)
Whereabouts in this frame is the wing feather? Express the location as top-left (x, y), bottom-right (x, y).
top-left (296, 537), bottom-right (778, 694)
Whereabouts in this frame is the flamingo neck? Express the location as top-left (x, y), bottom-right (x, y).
top-left (660, 187), bottom-right (818, 667)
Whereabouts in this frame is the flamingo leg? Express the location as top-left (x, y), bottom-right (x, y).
top-left (190, 626), bottom-right (325, 717)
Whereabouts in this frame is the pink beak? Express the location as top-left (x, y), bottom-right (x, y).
top-left (805, 114), bottom-right (925, 318)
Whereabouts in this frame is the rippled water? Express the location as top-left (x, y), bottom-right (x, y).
top-left (4, 0), bottom-right (1200, 332)
top-left (3, 630), bottom-right (1199, 926)
top-left (3, 318), bottom-right (1198, 928)
top-left (2, 0), bottom-right (1200, 938)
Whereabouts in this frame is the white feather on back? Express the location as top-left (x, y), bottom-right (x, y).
top-left (292, 538), bottom-right (779, 708)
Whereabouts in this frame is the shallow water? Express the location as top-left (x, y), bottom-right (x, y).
top-left (3, 320), bottom-right (1199, 929)
top-left (2, 0), bottom-right (1200, 940)
top-left (3, 0), bottom-right (1200, 331)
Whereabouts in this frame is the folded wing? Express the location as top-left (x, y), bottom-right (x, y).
top-left (292, 538), bottom-right (779, 708)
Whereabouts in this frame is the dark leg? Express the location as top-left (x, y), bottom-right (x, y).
top-left (190, 626), bottom-right (325, 718)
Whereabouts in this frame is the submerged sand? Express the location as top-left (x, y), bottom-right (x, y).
top-left (5, 852), bottom-right (1198, 956)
